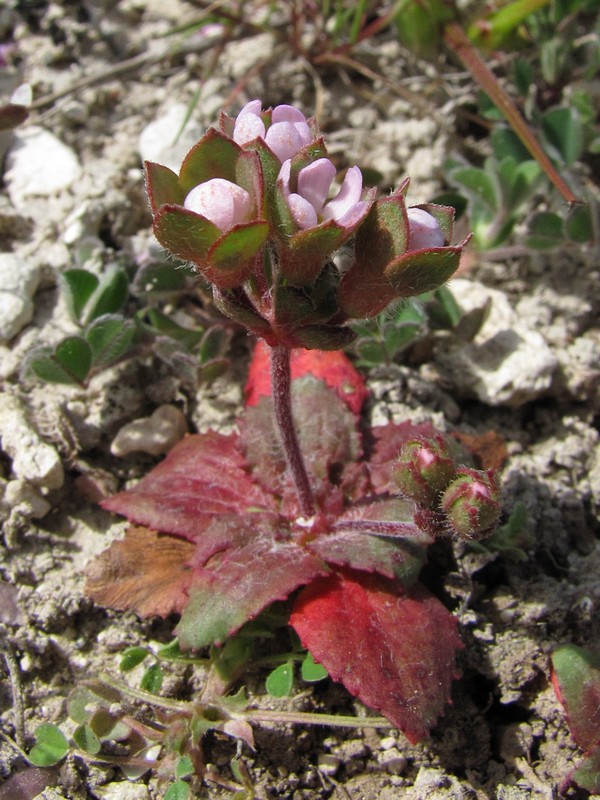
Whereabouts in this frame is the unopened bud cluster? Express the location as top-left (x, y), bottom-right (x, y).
top-left (394, 436), bottom-right (501, 540)
top-left (144, 100), bottom-right (471, 349)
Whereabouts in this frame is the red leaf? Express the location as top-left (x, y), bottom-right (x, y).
top-left (245, 340), bottom-right (368, 415)
top-left (177, 517), bottom-right (327, 648)
top-left (86, 527), bottom-right (195, 617)
top-left (551, 645), bottom-right (600, 753)
top-left (101, 432), bottom-right (277, 543)
top-left (290, 568), bottom-right (462, 743)
top-left (239, 376), bottom-right (362, 512)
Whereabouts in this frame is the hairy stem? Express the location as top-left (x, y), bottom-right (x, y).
top-left (238, 708), bottom-right (392, 729)
top-left (270, 345), bottom-right (316, 518)
top-left (331, 519), bottom-right (423, 537)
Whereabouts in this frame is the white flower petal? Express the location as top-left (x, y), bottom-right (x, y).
top-left (298, 158), bottom-right (336, 213)
top-left (233, 113), bottom-right (265, 147)
top-left (272, 104), bottom-right (307, 124)
top-left (265, 122), bottom-right (305, 162)
top-left (322, 166), bottom-right (363, 222)
top-left (334, 200), bottom-right (369, 229)
top-left (288, 193), bottom-right (318, 229)
top-left (277, 159), bottom-right (293, 195)
top-left (184, 179), bottom-right (251, 232)
top-left (407, 208), bottom-right (445, 250)
top-left (237, 99), bottom-right (262, 118)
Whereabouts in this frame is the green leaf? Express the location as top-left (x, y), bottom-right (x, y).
top-left (61, 269), bottom-right (99, 324)
top-left (89, 709), bottom-right (131, 742)
top-left (140, 663), bottom-right (163, 693)
top-left (72, 723), bottom-right (101, 755)
top-left (386, 246), bottom-right (464, 297)
top-left (119, 646), bottom-right (149, 672)
top-left (164, 780), bottom-right (191, 800)
top-left (28, 337), bottom-right (92, 385)
top-left (85, 266), bottom-right (129, 323)
top-left (85, 315), bottom-right (136, 368)
top-left (565, 204), bottom-right (593, 243)
top-left (29, 724), bottom-right (69, 766)
top-left (157, 639), bottom-right (184, 660)
top-left (449, 166), bottom-right (498, 213)
top-left (153, 205), bottom-right (221, 265)
top-left (145, 161), bottom-right (185, 212)
top-left (179, 128), bottom-right (240, 192)
top-left (142, 308), bottom-right (204, 350)
top-left (301, 652), bottom-right (328, 682)
top-left (491, 127), bottom-right (531, 164)
top-left (266, 662), bottom-right (294, 697)
top-left (542, 107), bottom-right (583, 165)
top-left (175, 755), bottom-right (195, 779)
top-left (208, 221), bottom-right (270, 276)
top-left (526, 211), bottom-right (565, 249)
top-left (133, 261), bottom-right (189, 295)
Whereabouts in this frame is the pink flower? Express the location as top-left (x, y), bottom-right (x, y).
top-left (184, 178), bottom-right (252, 232)
top-left (407, 208), bottom-right (445, 250)
top-left (279, 158), bottom-right (368, 230)
top-left (233, 100), bottom-right (313, 162)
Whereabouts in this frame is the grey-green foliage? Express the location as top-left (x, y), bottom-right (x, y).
top-left (25, 259), bottom-right (230, 387)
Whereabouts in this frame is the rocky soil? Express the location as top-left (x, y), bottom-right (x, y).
top-left (0, 2), bottom-right (599, 799)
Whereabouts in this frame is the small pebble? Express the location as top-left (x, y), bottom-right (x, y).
top-left (317, 753), bottom-right (340, 776)
top-left (111, 404), bottom-right (187, 457)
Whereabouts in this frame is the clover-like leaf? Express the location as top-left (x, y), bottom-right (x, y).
top-left (29, 724), bottom-right (69, 767)
top-left (27, 336), bottom-right (92, 385)
top-left (291, 568), bottom-right (462, 744)
top-left (85, 314), bottom-right (136, 368)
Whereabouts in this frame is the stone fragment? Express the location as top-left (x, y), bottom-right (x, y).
top-left (0, 252), bottom-right (41, 342)
top-left (317, 753), bottom-right (340, 776)
top-left (436, 279), bottom-right (558, 407)
top-left (4, 126), bottom-right (82, 206)
top-left (377, 748), bottom-right (408, 775)
top-left (0, 393), bottom-right (64, 489)
top-left (111, 404), bottom-right (187, 457)
top-left (5, 479), bottom-right (52, 519)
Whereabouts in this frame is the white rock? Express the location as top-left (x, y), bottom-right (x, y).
top-left (378, 747), bottom-right (408, 775)
top-left (138, 103), bottom-right (204, 173)
top-left (317, 753), bottom-right (340, 776)
top-left (0, 253), bottom-right (41, 342)
top-left (0, 393), bottom-right (64, 489)
top-left (92, 783), bottom-right (150, 800)
top-left (436, 278), bottom-right (558, 407)
top-left (5, 126), bottom-right (82, 206)
top-left (5, 479), bottom-right (51, 519)
top-left (111, 404), bottom-right (187, 457)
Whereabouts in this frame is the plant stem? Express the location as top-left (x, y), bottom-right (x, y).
top-left (239, 708), bottom-right (392, 729)
top-left (269, 345), bottom-right (316, 518)
top-left (331, 519), bottom-right (424, 536)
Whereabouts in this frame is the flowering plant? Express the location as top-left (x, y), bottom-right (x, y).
top-left (89, 101), bottom-right (497, 749)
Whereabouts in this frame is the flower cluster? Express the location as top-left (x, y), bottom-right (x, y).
top-left (394, 435), bottom-right (501, 540)
top-left (144, 100), bottom-right (470, 349)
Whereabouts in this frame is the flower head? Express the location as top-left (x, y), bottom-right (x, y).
top-left (279, 158), bottom-right (369, 231)
top-left (233, 100), bottom-right (313, 162)
top-left (184, 178), bottom-right (252, 232)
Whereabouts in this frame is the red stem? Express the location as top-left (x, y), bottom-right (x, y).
top-left (269, 345), bottom-right (316, 519)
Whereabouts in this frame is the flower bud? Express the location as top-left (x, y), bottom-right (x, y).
top-left (441, 468), bottom-right (501, 540)
top-left (184, 178), bottom-right (252, 232)
top-left (394, 436), bottom-right (456, 505)
top-left (407, 208), bottom-right (445, 250)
